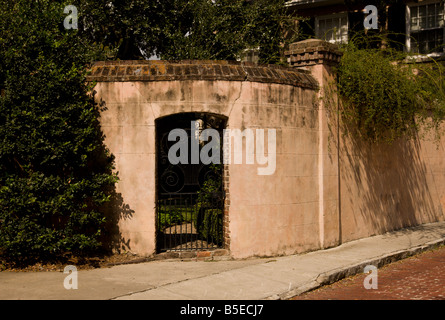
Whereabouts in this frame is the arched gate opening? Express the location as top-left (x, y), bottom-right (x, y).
top-left (155, 113), bottom-right (227, 252)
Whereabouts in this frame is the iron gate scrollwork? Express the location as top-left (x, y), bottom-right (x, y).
top-left (156, 113), bottom-right (226, 252)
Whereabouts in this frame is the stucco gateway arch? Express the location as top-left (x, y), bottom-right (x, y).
top-left (155, 112), bottom-right (228, 253)
top-left (89, 60), bottom-right (320, 259)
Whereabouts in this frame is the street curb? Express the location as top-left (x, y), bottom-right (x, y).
top-left (268, 238), bottom-right (445, 300)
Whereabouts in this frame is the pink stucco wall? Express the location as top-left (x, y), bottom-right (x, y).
top-left (89, 49), bottom-right (445, 259)
top-left (89, 61), bottom-right (321, 258)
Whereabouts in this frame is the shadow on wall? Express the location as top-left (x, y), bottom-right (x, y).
top-left (102, 190), bottom-right (134, 253)
top-left (339, 125), bottom-right (442, 240)
top-left (380, 221), bottom-right (445, 242)
top-left (93, 93), bottom-right (135, 254)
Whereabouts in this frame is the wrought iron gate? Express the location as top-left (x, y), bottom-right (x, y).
top-left (156, 113), bottom-right (226, 252)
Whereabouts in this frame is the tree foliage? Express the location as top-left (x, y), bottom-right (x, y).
top-left (70, 0), bottom-right (293, 63)
top-left (0, 1), bottom-right (117, 265)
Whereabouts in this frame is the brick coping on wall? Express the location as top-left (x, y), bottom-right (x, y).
top-left (86, 60), bottom-right (318, 90)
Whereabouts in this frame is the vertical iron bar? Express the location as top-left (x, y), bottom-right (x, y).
top-left (190, 194), bottom-right (193, 251)
top-left (163, 199), bottom-right (166, 252)
top-left (188, 194), bottom-right (191, 251)
top-left (206, 197), bottom-right (210, 250)
top-left (169, 198), bottom-right (172, 251)
top-left (175, 197), bottom-right (179, 250)
top-left (157, 199), bottom-right (160, 252)
top-left (189, 195), bottom-right (191, 251)
top-left (185, 196), bottom-right (188, 251)
top-left (179, 198), bottom-right (184, 249)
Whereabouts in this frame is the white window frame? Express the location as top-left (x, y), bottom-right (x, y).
top-left (406, 0), bottom-right (445, 55)
top-left (315, 12), bottom-right (349, 44)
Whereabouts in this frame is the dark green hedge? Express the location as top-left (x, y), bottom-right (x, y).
top-left (0, 1), bottom-right (117, 266)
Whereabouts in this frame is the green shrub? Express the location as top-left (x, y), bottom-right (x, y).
top-left (195, 208), bottom-right (223, 245)
top-left (194, 165), bottom-right (223, 245)
top-left (0, 1), bottom-right (117, 266)
top-left (157, 205), bottom-right (186, 231)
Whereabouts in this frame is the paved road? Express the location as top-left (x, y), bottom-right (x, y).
top-left (292, 245), bottom-right (445, 300)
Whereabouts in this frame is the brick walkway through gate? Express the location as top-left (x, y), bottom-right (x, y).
top-left (292, 245), bottom-right (445, 300)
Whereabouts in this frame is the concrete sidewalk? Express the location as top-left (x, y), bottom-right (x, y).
top-left (1, 221), bottom-right (445, 300)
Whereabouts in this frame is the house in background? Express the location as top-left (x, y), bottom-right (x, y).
top-left (406, 0), bottom-right (444, 54)
top-left (286, 0), bottom-right (444, 55)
